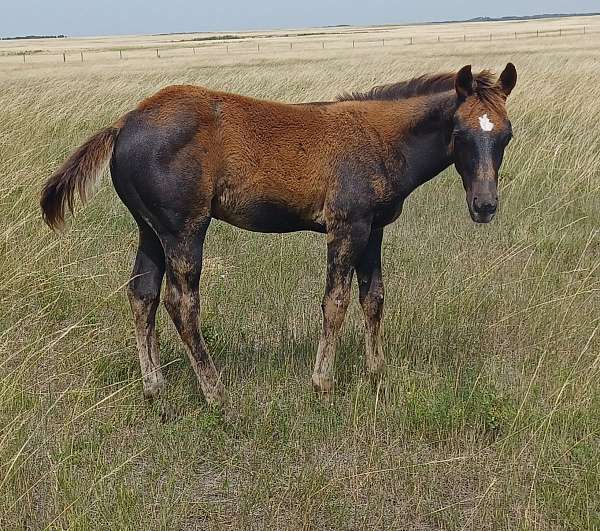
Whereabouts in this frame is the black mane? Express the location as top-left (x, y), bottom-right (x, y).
top-left (338, 70), bottom-right (503, 108)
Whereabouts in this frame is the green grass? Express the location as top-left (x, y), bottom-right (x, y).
top-left (1, 30), bottom-right (599, 529)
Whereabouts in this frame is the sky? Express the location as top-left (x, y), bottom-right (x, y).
top-left (2, 1), bottom-right (599, 38)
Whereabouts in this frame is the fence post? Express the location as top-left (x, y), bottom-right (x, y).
top-left (63, 52), bottom-right (66, 62)
top-left (437, 35), bottom-right (440, 42)
top-left (514, 32), bottom-right (517, 39)
top-left (119, 50), bottom-right (122, 60)
top-left (226, 45), bottom-right (229, 53)
top-left (156, 48), bottom-right (159, 58)
top-left (193, 47), bottom-right (196, 54)
top-left (409, 37), bottom-right (413, 45)
top-left (583, 26), bottom-right (586, 35)
top-left (352, 40), bottom-right (355, 48)
top-left (22, 53), bottom-right (26, 63)
top-left (290, 42), bottom-right (292, 49)
top-left (463, 34), bottom-right (466, 42)
top-left (537, 29), bottom-right (539, 37)
top-left (257, 43), bottom-right (260, 52)
top-left (559, 29), bottom-right (562, 37)
top-left (382, 38), bottom-right (385, 47)
top-left (81, 51), bottom-right (84, 62)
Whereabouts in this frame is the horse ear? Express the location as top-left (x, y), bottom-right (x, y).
top-left (498, 63), bottom-right (517, 98)
top-left (455, 65), bottom-right (474, 100)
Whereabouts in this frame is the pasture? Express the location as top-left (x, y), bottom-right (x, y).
top-left (1, 15), bottom-right (599, 529)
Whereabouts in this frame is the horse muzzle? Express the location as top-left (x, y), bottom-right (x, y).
top-left (468, 181), bottom-right (498, 224)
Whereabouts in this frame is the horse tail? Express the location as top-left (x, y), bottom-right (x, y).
top-left (40, 124), bottom-right (122, 231)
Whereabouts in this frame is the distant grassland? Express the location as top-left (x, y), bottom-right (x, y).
top-left (0, 14), bottom-right (598, 60)
top-left (1, 16), bottom-right (599, 530)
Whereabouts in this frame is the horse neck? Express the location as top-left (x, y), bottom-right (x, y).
top-left (388, 91), bottom-right (456, 196)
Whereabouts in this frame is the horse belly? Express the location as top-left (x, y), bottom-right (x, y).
top-left (212, 191), bottom-right (325, 233)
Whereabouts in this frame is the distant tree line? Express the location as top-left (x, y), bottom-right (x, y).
top-left (1, 35), bottom-right (67, 40)
top-left (464, 12), bottom-right (600, 23)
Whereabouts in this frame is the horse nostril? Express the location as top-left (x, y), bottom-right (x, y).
top-left (474, 197), bottom-right (497, 215)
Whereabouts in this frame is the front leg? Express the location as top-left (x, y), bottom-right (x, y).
top-left (312, 219), bottom-right (371, 394)
top-left (355, 227), bottom-right (385, 380)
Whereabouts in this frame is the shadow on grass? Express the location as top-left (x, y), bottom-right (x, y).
top-left (90, 300), bottom-right (517, 443)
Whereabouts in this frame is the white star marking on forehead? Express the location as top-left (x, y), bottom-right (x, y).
top-left (479, 114), bottom-right (495, 132)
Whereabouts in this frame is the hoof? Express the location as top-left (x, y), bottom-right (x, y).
top-left (142, 376), bottom-right (165, 399)
top-left (312, 373), bottom-right (334, 395)
top-left (367, 367), bottom-right (387, 397)
top-left (222, 404), bottom-right (241, 424)
top-left (366, 355), bottom-right (385, 379)
top-left (370, 375), bottom-right (387, 397)
top-left (206, 385), bottom-right (237, 422)
top-left (159, 402), bottom-right (178, 423)
top-left (367, 367), bottom-right (385, 382)
top-left (203, 382), bottom-right (230, 410)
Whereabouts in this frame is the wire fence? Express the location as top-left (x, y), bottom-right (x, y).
top-left (2, 24), bottom-right (598, 66)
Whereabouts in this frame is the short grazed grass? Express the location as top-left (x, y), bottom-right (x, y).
top-left (1, 18), bottom-right (599, 530)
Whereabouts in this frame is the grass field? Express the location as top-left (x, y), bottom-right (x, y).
top-left (1, 15), bottom-right (599, 530)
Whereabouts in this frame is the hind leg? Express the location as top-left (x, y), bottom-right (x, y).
top-left (128, 221), bottom-right (166, 399)
top-left (161, 218), bottom-right (227, 407)
top-left (356, 227), bottom-right (385, 380)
